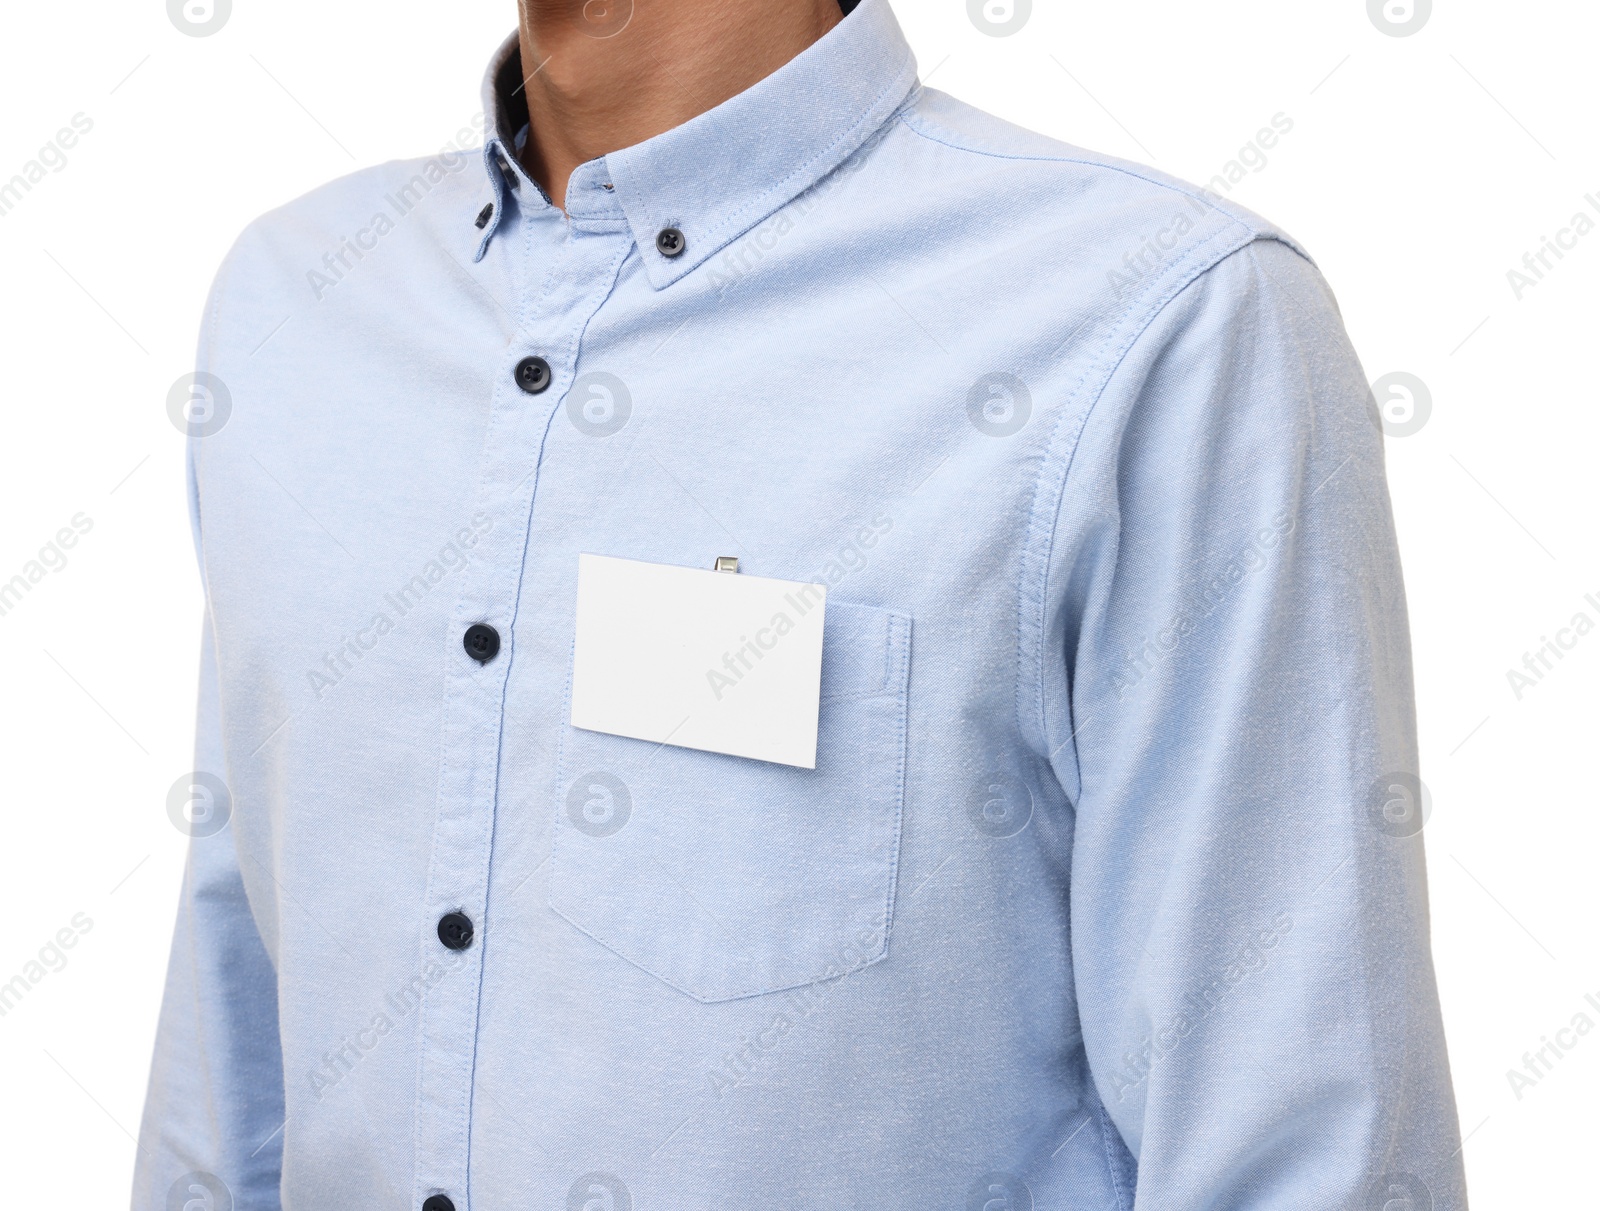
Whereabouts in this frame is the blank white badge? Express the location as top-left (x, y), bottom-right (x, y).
top-left (570, 554), bottom-right (828, 768)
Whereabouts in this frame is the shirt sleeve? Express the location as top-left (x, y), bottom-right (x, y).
top-left (131, 402), bottom-right (285, 1210)
top-left (1047, 236), bottom-right (1467, 1208)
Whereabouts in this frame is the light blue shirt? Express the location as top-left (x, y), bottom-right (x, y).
top-left (134, 2), bottom-right (1466, 1207)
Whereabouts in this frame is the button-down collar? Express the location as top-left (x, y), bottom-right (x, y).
top-left (474, 0), bottom-right (918, 286)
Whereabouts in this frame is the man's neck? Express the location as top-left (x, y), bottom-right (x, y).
top-left (515, 0), bottom-right (845, 209)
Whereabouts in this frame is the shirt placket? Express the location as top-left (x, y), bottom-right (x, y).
top-left (411, 175), bottom-right (636, 1211)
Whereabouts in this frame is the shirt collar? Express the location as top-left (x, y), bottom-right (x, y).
top-left (474, 0), bottom-right (918, 287)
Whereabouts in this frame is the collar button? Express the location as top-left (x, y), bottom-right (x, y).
top-left (474, 203), bottom-right (494, 230)
top-left (655, 226), bottom-right (687, 258)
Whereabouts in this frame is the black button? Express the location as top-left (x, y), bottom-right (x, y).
top-left (474, 203), bottom-right (494, 230)
top-left (656, 226), bottom-right (686, 258)
top-left (437, 912), bottom-right (474, 951)
top-left (422, 1197), bottom-right (455, 1211)
top-left (515, 356), bottom-right (552, 394)
top-left (463, 623), bottom-right (500, 664)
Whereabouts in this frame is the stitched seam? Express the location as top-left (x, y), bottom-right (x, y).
top-left (568, 216), bottom-right (633, 233)
top-left (464, 234), bottom-right (633, 1202)
top-left (877, 612), bottom-right (912, 957)
top-left (473, 145), bottom-right (506, 263)
top-left (896, 108), bottom-right (1315, 268)
top-left (820, 605), bottom-right (910, 701)
top-left (643, 51), bottom-right (919, 283)
top-left (413, 222), bottom-right (632, 1206)
top-left (696, 50), bottom-right (918, 248)
top-left (819, 687), bottom-right (898, 705)
top-left (1094, 1097), bottom-right (1133, 1211)
top-left (1012, 218), bottom-right (1260, 774)
top-left (548, 612), bottom-right (912, 1002)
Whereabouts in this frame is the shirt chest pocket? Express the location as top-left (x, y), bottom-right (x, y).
top-left (547, 601), bottom-right (912, 1003)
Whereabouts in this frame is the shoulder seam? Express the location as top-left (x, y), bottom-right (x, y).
top-left (895, 105), bottom-right (1314, 267)
top-left (897, 107), bottom-right (1256, 237)
top-left (1014, 224), bottom-right (1281, 780)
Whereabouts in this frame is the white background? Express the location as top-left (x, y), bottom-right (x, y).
top-left (0, 0), bottom-right (1593, 1205)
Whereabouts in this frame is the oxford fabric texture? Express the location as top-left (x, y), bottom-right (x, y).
top-left (133, 1), bottom-right (1467, 1207)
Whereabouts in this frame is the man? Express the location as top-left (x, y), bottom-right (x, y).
top-left (134, 0), bottom-right (1467, 1207)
